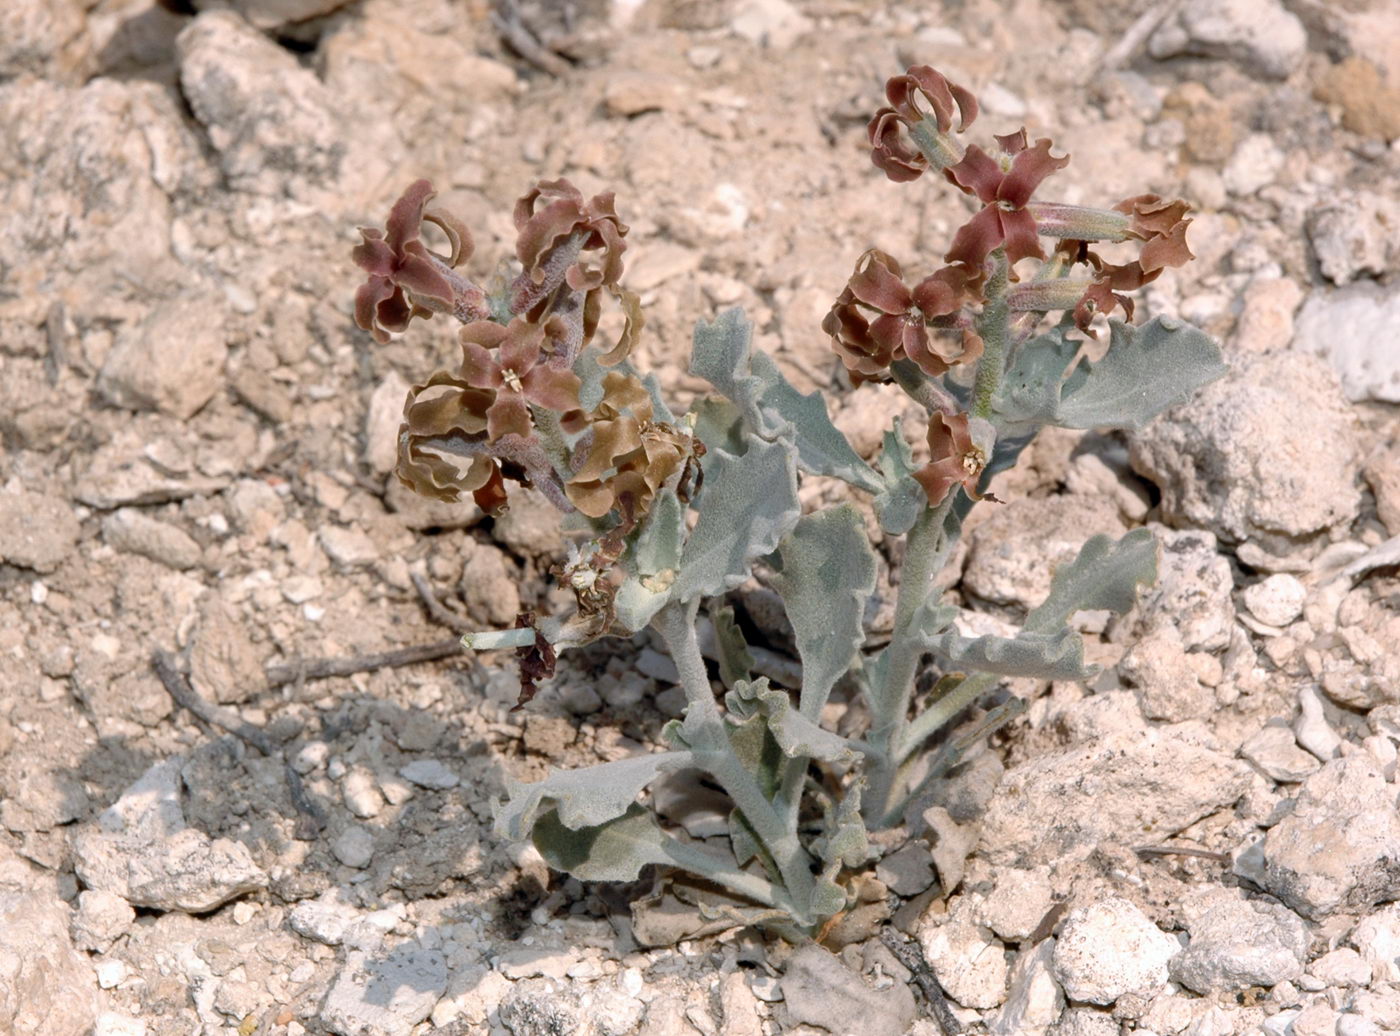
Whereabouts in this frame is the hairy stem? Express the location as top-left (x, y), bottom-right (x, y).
top-left (971, 250), bottom-right (1010, 419)
top-left (653, 602), bottom-right (817, 916)
top-left (890, 358), bottom-right (960, 416)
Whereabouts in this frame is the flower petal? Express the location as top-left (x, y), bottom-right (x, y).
top-left (386, 179), bottom-right (434, 253)
top-left (522, 364), bottom-right (582, 413)
top-left (355, 276), bottom-right (396, 336)
top-left (944, 144), bottom-right (1003, 202)
top-left (945, 205), bottom-right (1005, 271)
top-left (423, 206), bottom-right (473, 267)
top-left (868, 109), bottom-right (927, 183)
top-left (999, 207), bottom-right (1046, 267)
top-left (596, 287), bottom-right (644, 366)
top-left (997, 137), bottom-right (1069, 209)
top-left (460, 320), bottom-right (509, 350)
top-left (351, 230), bottom-right (395, 277)
top-left (458, 339), bottom-right (502, 389)
top-left (565, 478), bottom-right (614, 519)
top-left (848, 249), bottom-right (913, 315)
top-left (486, 393), bottom-right (533, 442)
top-left (499, 318), bottom-right (544, 373)
top-left (395, 250), bottom-right (456, 306)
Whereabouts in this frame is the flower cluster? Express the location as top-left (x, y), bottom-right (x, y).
top-left (827, 65), bottom-right (1196, 506)
top-left (357, 179), bottom-right (700, 532)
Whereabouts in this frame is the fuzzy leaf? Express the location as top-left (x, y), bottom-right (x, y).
top-left (613, 488), bottom-right (684, 631)
top-left (923, 628), bottom-right (1094, 680)
top-left (710, 605), bottom-right (754, 690)
top-left (993, 322), bottom-right (1081, 429)
top-left (873, 418), bottom-right (926, 535)
top-left (674, 434), bottom-right (800, 602)
top-left (690, 308), bottom-right (882, 492)
top-left (531, 804), bottom-right (677, 882)
top-left (1056, 317), bottom-right (1226, 429)
top-left (725, 678), bottom-right (854, 764)
top-left (1025, 527), bottom-right (1158, 633)
top-left (809, 784), bottom-right (870, 920)
top-left (495, 751), bottom-right (693, 841)
top-left (771, 506), bottom-right (878, 717)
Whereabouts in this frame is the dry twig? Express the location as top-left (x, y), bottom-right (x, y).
top-left (879, 927), bottom-right (963, 1035)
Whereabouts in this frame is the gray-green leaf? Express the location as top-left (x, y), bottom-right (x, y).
top-left (771, 506), bottom-right (877, 717)
top-left (495, 751), bottom-right (693, 841)
top-left (1025, 527), bottom-right (1158, 633)
top-left (674, 434), bottom-right (800, 602)
top-left (690, 308), bottom-right (882, 492)
top-left (923, 627), bottom-right (1094, 681)
top-left (872, 418), bottom-right (926, 536)
top-left (725, 678), bottom-right (854, 763)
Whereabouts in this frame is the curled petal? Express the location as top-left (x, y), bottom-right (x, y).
top-left (486, 393), bottom-right (533, 443)
top-left (596, 287), bottom-right (644, 366)
top-left (1073, 277), bottom-right (1135, 337)
top-left (997, 137), bottom-right (1069, 209)
top-left (403, 374), bottom-right (493, 437)
top-left (868, 109), bottom-right (927, 182)
top-left (824, 298), bottom-right (893, 377)
top-left (458, 338), bottom-right (503, 390)
top-left (945, 204), bottom-right (1005, 271)
top-left (522, 364), bottom-right (582, 413)
top-left (869, 312), bottom-right (914, 362)
top-left (1116, 195), bottom-right (1192, 239)
top-left (944, 144), bottom-right (1002, 202)
top-left (517, 195), bottom-right (587, 284)
top-left (598, 371), bottom-right (653, 421)
top-left (848, 249), bottom-right (912, 315)
top-left (1139, 219), bottom-right (1195, 273)
top-left (912, 264), bottom-right (978, 317)
top-left (913, 412), bottom-right (983, 505)
top-left (993, 128), bottom-right (1029, 155)
top-left (887, 65), bottom-right (978, 134)
top-left (572, 417), bottom-right (643, 482)
top-left (394, 249), bottom-right (456, 306)
top-left (565, 478), bottom-right (615, 519)
top-left (423, 207), bottom-right (473, 268)
top-left (498, 318), bottom-right (546, 374)
top-left (385, 179), bottom-right (435, 253)
top-left (472, 460), bottom-right (509, 516)
top-left (355, 276), bottom-right (398, 342)
top-left (351, 229), bottom-right (395, 277)
top-left (514, 178), bottom-right (584, 231)
top-left (999, 206), bottom-right (1046, 267)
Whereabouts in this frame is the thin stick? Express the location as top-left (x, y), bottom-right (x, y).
top-left (284, 763), bottom-right (328, 840)
top-left (154, 650), bottom-right (275, 756)
top-left (410, 564), bottom-right (472, 632)
top-left (1135, 844), bottom-right (1231, 865)
top-left (879, 927), bottom-right (962, 1035)
top-left (491, 1), bottom-right (573, 77)
top-left (264, 638), bottom-right (464, 688)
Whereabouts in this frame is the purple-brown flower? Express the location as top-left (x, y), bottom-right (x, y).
top-left (1067, 195), bottom-right (1195, 335)
top-left (353, 179), bottom-right (484, 343)
top-left (457, 318), bottom-right (582, 442)
top-left (824, 250), bottom-right (983, 380)
top-left (912, 412), bottom-right (986, 506)
top-left (514, 179), bottom-right (628, 295)
top-left (869, 66), bottom-right (979, 183)
top-left (944, 130), bottom-right (1069, 273)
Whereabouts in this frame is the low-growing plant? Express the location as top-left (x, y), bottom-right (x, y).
top-left (352, 65), bottom-right (1227, 940)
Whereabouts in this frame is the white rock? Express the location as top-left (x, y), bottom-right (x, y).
top-left (780, 944), bottom-right (916, 1036)
top-left (1240, 724), bottom-right (1321, 783)
top-left (364, 372), bottom-right (409, 477)
top-left (1169, 886), bottom-right (1308, 993)
top-left (71, 889), bottom-right (136, 953)
top-left (195, 0), bottom-right (354, 30)
top-left (0, 489), bottom-right (81, 574)
top-left (71, 757), bottom-right (268, 913)
top-left (1293, 281), bottom-right (1400, 404)
top-left (177, 11), bottom-right (343, 200)
top-left (1309, 947), bottom-right (1371, 988)
top-left (1052, 898), bottom-right (1180, 1005)
top-left (96, 958), bottom-right (128, 989)
top-left (102, 508), bottom-right (203, 570)
top-left (1223, 133), bottom-right (1286, 196)
top-left (1118, 624), bottom-right (1215, 723)
top-left (320, 525), bottom-right (378, 567)
top-left (323, 945), bottom-right (447, 1036)
top-left (1129, 353), bottom-right (1361, 552)
top-left (99, 293), bottom-right (228, 420)
top-left (1129, 527), bottom-right (1236, 652)
top-left (921, 917), bottom-right (1010, 1009)
top-left (331, 827), bottom-right (375, 870)
top-left (1241, 757), bottom-right (1400, 919)
top-left (990, 939), bottom-right (1064, 1036)
top-left (1147, 0), bottom-right (1307, 79)
top-left (1351, 903), bottom-right (1400, 984)
top-left (1243, 575), bottom-right (1307, 628)
top-left (94, 1013), bottom-right (147, 1036)
top-left (0, 889), bottom-right (98, 1035)
top-left (980, 730), bottom-right (1251, 866)
top-left (342, 769), bottom-right (385, 819)
top-left (1294, 685), bottom-right (1342, 762)
top-left (1307, 194), bottom-right (1398, 285)
top-left (398, 760), bottom-right (459, 790)
top-left (730, 0), bottom-right (812, 50)
top-left (1230, 277), bottom-right (1303, 354)
top-left (289, 888), bottom-right (363, 946)
top-left (979, 867), bottom-right (1056, 942)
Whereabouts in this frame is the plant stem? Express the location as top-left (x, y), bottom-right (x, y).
top-left (971, 250), bottom-right (1010, 419)
top-left (653, 602), bottom-right (818, 917)
top-left (890, 358), bottom-right (960, 416)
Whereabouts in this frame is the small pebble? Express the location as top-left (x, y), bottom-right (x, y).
top-left (331, 827), bottom-right (374, 869)
top-left (96, 959), bottom-right (128, 989)
top-left (1242, 574), bottom-right (1307, 627)
top-left (1294, 685), bottom-right (1341, 761)
top-left (342, 769), bottom-right (385, 819)
top-left (399, 760), bottom-right (459, 790)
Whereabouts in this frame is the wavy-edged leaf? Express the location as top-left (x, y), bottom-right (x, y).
top-left (809, 783), bottom-right (871, 920)
top-left (993, 322), bottom-right (1081, 429)
top-left (690, 308), bottom-right (882, 492)
top-left (495, 751), bottom-right (693, 841)
top-left (674, 435), bottom-right (800, 602)
top-left (873, 418), bottom-right (926, 535)
top-left (1055, 317), bottom-right (1226, 430)
top-left (710, 605), bottom-right (754, 690)
top-left (923, 627), bottom-right (1094, 681)
top-left (771, 506), bottom-right (878, 717)
top-left (725, 678), bottom-right (854, 764)
top-left (1025, 527), bottom-right (1158, 633)
top-left (613, 488), bottom-right (684, 632)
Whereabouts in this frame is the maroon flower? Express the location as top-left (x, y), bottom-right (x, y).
top-left (944, 130), bottom-right (1070, 273)
top-left (1066, 196), bottom-right (1195, 335)
top-left (353, 179), bottom-right (483, 343)
top-left (823, 250), bottom-right (983, 380)
top-left (514, 179), bottom-right (628, 295)
top-left (869, 66), bottom-right (979, 183)
top-left (912, 412), bottom-right (986, 506)
top-left (457, 318), bottom-right (582, 442)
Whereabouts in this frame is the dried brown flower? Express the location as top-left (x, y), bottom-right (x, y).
top-left (869, 66), bottom-right (978, 183)
top-left (1066, 195), bottom-right (1195, 335)
top-left (912, 412), bottom-right (986, 506)
top-left (945, 130), bottom-right (1069, 273)
top-left (457, 317), bottom-right (582, 441)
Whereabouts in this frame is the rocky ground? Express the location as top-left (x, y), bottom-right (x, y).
top-left (2, 0), bottom-right (1400, 1033)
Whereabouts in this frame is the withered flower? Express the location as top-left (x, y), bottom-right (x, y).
top-left (824, 249), bottom-right (983, 380)
top-left (869, 66), bottom-right (978, 183)
top-left (353, 179), bottom-right (485, 343)
top-left (566, 373), bottom-right (696, 520)
top-left (945, 130), bottom-right (1070, 272)
top-left (514, 179), bottom-right (628, 295)
top-left (1068, 195), bottom-right (1195, 335)
top-left (457, 318), bottom-right (582, 442)
top-left (913, 412), bottom-right (986, 506)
